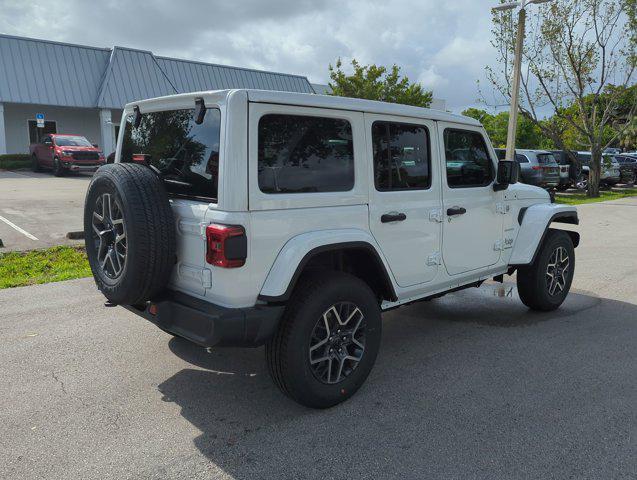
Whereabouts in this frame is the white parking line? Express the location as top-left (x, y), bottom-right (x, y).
top-left (0, 215), bottom-right (39, 241)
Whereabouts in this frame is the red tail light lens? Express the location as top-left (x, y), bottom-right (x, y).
top-left (205, 224), bottom-right (247, 268)
top-left (531, 165), bottom-right (542, 170)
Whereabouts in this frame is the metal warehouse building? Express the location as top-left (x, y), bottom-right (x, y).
top-left (0, 34), bottom-right (315, 156)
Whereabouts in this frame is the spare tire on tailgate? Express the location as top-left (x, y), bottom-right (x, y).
top-left (84, 163), bottom-right (176, 305)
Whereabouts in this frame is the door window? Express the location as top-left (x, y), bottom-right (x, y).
top-left (257, 114), bottom-right (354, 194)
top-left (372, 121), bottom-right (431, 190)
top-left (443, 129), bottom-right (494, 188)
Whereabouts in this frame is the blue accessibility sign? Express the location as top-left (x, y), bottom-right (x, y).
top-left (36, 113), bottom-right (45, 120)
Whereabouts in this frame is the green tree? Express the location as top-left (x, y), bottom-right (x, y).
top-left (487, 0), bottom-right (637, 196)
top-left (462, 108), bottom-right (548, 149)
top-left (328, 59), bottom-right (433, 108)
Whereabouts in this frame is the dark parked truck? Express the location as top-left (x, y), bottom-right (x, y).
top-left (29, 134), bottom-right (106, 176)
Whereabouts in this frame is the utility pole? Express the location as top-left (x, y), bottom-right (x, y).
top-left (492, 0), bottom-right (553, 160)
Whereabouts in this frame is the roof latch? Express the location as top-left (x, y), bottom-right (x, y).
top-left (194, 97), bottom-right (206, 124)
top-left (133, 105), bottom-right (142, 128)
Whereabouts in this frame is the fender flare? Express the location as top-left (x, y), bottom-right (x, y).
top-left (258, 229), bottom-right (397, 302)
top-left (509, 204), bottom-right (579, 265)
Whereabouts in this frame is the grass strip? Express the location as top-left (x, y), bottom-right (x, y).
top-left (555, 188), bottom-right (637, 205)
top-left (0, 245), bottom-right (92, 289)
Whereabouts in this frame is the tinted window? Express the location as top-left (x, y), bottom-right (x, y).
top-left (577, 153), bottom-right (591, 165)
top-left (372, 122), bottom-right (430, 190)
top-left (516, 154), bottom-right (529, 163)
top-left (121, 108), bottom-right (221, 201)
top-left (258, 114), bottom-right (354, 194)
top-left (537, 153), bottom-right (557, 165)
top-left (444, 129), bottom-right (494, 187)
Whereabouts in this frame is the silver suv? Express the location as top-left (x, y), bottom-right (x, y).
top-left (515, 149), bottom-right (560, 189)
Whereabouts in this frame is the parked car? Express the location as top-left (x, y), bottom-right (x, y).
top-left (494, 148), bottom-right (511, 161)
top-left (30, 134), bottom-right (106, 176)
top-left (83, 90), bottom-right (579, 408)
top-left (575, 152), bottom-right (621, 189)
top-left (550, 150), bottom-right (581, 191)
top-left (613, 154), bottom-right (637, 184)
top-left (514, 149), bottom-right (560, 189)
top-left (603, 147), bottom-right (622, 155)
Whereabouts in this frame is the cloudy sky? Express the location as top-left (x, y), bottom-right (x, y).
top-left (0, 0), bottom-right (504, 113)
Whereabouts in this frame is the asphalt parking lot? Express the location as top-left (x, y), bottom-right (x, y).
top-left (0, 170), bottom-right (91, 251)
top-left (1, 199), bottom-right (636, 479)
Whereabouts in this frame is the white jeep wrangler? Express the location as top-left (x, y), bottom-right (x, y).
top-left (84, 89), bottom-right (579, 408)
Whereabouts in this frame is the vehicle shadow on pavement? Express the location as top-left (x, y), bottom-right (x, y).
top-left (157, 285), bottom-right (636, 479)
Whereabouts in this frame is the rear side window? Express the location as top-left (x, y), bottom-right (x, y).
top-left (258, 114), bottom-right (354, 194)
top-left (537, 153), bottom-right (557, 165)
top-left (443, 129), bottom-right (494, 188)
top-left (372, 121), bottom-right (431, 190)
top-left (516, 154), bottom-right (529, 163)
top-left (121, 108), bottom-right (221, 201)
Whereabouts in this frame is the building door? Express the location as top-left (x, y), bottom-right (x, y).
top-left (366, 114), bottom-right (442, 287)
top-left (28, 120), bottom-right (56, 145)
top-left (438, 123), bottom-right (503, 275)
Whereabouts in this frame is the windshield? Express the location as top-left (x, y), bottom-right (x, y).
top-left (54, 136), bottom-right (92, 147)
top-left (121, 107), bottom-right (221, 201)
top-left (537, 153), bottom-right (558, 165)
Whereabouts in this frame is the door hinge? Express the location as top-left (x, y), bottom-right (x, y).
top-left (429, 209), bottom-right (443, 223)
top-left (493, 240), bottom-right (504, 251)
top-left (496, 202), bottom-right (510, 215)
top-left (426, 252), bottom-right (441, 266)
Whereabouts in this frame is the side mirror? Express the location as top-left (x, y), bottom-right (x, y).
top-left (92, 143), bottom-right (98, 148)
top-left (494, 160), bottom-right (519, 191)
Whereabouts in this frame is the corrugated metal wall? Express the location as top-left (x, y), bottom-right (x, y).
top-left (0, 35), bottom-right (110, 108)
top-left (0, 34), bottom-right (315, 109)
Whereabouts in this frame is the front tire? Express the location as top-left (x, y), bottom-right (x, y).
top-left (53, 157), bottom-right (65, 177)
top-left (517, 230), bottom-right (575, 311)
top-left (266, 272), bottom-right (382, 409)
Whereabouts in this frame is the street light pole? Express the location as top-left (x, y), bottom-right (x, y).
top-left (505, 6), bottom-right (526, 162)
top-left (492, 0), bottom-right (553, 161)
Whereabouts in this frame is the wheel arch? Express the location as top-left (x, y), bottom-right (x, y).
top-left (509, 204), bottom-right (579, 266)
top-left (258, 230), bottom-right (397, 303)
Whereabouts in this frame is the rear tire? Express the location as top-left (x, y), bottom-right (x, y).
top-left (31, 154), bottom-right (41, 172)
top-left (84, 163), bottom-right (176, 305)
top-left (575, 174), bottom-right (588, 190)
top-left (266, 272), bottom-right (382, 409)
top-left (517, 230), bottom-right (575, 311)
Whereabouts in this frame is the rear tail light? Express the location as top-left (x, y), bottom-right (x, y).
top-left (531, 165), bottom-right (542, 170)
top-left (205, 224), bottom-right (247, 268)
top-left (132, 154), bottom-right (151, 166)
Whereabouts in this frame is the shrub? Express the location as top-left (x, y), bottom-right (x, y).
top-left (0, 154), bottom-right (31, 170)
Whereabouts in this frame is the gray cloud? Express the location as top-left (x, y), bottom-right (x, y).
top-left (0, 0), bottom-right (501, 112)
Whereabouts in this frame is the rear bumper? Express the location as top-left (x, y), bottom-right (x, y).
top-left (123, 290), bottom-right (285, 348)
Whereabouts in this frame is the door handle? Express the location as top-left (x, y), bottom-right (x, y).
top-left (446, 206), bottom-right (467, 216)
top-left (381, 212), bottom-right (407, 223)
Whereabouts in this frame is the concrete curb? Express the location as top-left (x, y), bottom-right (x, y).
top-left (66, 231), bottom-right (84, 240)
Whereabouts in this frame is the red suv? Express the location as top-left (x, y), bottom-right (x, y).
top-left (29, 134), bottom-right (106, 176)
